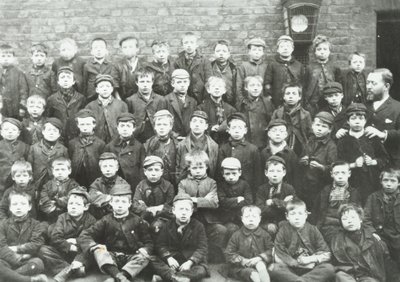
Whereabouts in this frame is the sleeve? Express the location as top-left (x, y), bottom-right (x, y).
top-left (264, 62), bottom-right (273, 96)
top-left (311, 226), bottom-right (332, 262)
top-left (363, 195), bottom-right (378, 231)
top-left (274, 225), bottom-right (299, 267)
top-left (235, 65), bottom-right (245, 109)
top-left (155, 223), bottom-right (173, 259)
top-left (16, 221), bottom-right (46, 255)
top-left (373, 137), bottom-right (389, 169)
top-left (0, 190), bottom-right (10, 220)
top-left (0, 221), bottom-right (21, 266)
top-left (259, 234), bottom-right (274, 263)
top-left (18, 71), bottom-right (28, 110)
top-left (196, 180), bottom-right (218, 208)
top-left (77, 217), bottom-right (106, 254)
top-left (82, 63), bottom-right (89, 96)
top-left (159, 183), bottom-right (175, 216)
top-left (50, 216), bottom-right (72, 254)
top-left (132, 186), bottom-right (148, 215)
top-left (217, 183), bottom-right (241, 209)
top-left (189, 222), bottom-right (208, 264)
top-left (323, 141), bottom-right (337, 171)
top-left (385, 110), bottom-right (400, 143)
top-left (38, 182), bottom-right (56, 214)
top-left (175, 143), bottom-right (184, 179)
top-left (137, 220), bottom-right (154, 254)
top-left (224, 232), bottom-right (245, 264)
top-left (88, 181), bottom-right (110, 208)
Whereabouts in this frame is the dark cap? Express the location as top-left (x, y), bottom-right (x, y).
top-left (266, 155), bottom-right (286, 167)
top-left (68, 186), bottom-right (90, 201)
top-left (247, 37), bottom-right (266, 48)
top-left (323, 82), bottom-right (343, 95)
top-left (117, 112), bottom-right (136, 125)
top-left (153, 110), bottom-right (173, 120)
top-left (57, 66), bottom-right (74, 76)
top-left (75, 109), bottom-right (96, 120)
top-left (2, 118), bottom-right (22, 131)
top-left (173, 193), bottom-right (193, 203)
top-left (110, 183), bottom-right (132, 196)
top-left (143, 155), bottom-right (164, 168)
top-left (190, 110), bottom-right (208, 122)
top-left (266, 119), bottom-right (287, 131)
top-left (44, 117), bottom-right (63, 131)
top-left (227, 112), bottom-right (247, 125)
top-left (94, 74), bottom-right (114, 86)
top-left (346, 103), bottom-right (367, 116)
top-left (277, 35), bottom-right (294, 46)
top-left (99, 152), bottom-right (118, 161)
top-left (315, 111), bottom-right (334, 125)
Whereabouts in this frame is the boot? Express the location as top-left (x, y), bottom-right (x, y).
top-left (53, 265), bottom-right (72, 282)
top-left (71, 265), bottom-right (86, 278)
top-left (15, 259), bottom-right (44, 276)
top-left (30, 274), bottom-right (48, 282)
top-left (151, 274), bottom-right (163, 282)
top-left (115, 272), bottom-right (130, 282)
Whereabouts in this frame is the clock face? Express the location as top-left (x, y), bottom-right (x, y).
top-left (291, 14), bottom-right (309, 33)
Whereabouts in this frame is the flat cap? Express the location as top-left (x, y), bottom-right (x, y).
top-left (2, 118), bottom-right (22, 131)
top-left (68, 186), bottom-right (90, 201)
top-left (110, 183), bottom-right (132, 196)
top-left (153, 109), bottom-right (173, 120)
top-left (44, 117), bottom-right (63, 131)
top-left (143, 155), bottom-right (164, 168)
top-left (221, 157), bottom-right (241, 169)
top-left (227, 112), bottom-right (247, 125)
top-left (315, 111), bottom-right (334, 125)
top-left (57, 66), bottom-right (74, 76)
top-left (190, 110), bottom-right (208, 122)
top-left (172, 69), bottom-right (190, 79)
top-left (247, 37), bottom-right (266, 48)
top-left (346, 103), bottom-right (367, 116)
top-left (266, 155), bottom-right (286, 167)
top-left (95, 74), bottom-right (114, 86)
top-left (173, 193), bottom-right (193, 203)
top-left (75, 109), bottom-right (96, 120)
top-left (117, 112), bottom-right (136, 124)
top-left (99, 152), bottom-right (118, 161)
top-left (277, 35), bottom-right (294, 45)
top-left (323, 82), bottom-right (343, 95)
top-left (266, 119), bottom-right (287, 131)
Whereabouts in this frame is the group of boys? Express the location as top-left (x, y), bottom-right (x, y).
top-left (0, 31), bottom-right (399, 282)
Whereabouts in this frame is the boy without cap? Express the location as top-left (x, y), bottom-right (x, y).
top-left (26, 43), bottom-right (52, 99)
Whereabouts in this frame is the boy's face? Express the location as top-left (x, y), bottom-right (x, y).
top-left (91, 40), bottom-right (108, 60)
top-left (1, 122), bottom-right (21, 141)
top-left (268, 125), bottom-right (288, 144)
top-left (222, 168), bottom-right (241, 184)
top-left (59, 43), bottom-right (77, 61)
top-left (277, 41), bottom-right (294, 58)
top-left (381, 172), bottom-right (399, 194)
top-left (286, 205), bottom-right (308, 229)
top-left (182, 35), bottom-right (198, 55)
top-left (347, 114), bottom-right (366, 132)
top-left (67, 194), bottom-right (88, 218)
top-left (58, 72), bottom-right (75, 89)
top-left (0, 51), bottom-right (15, 67)
top-left (117, 121), bottom-right (135, 139)
top-left (110, 195), bottom-right (131, 216)
top-left (227, 119), bottom-right (247, 141)
top-left (283, 87), bottom-right (301, 106)
top-left (31, 51), bottom-right (46, 67)
top-left (154, 117), bottom-right (173, 138)
top-left (171, 78), bottom-right (190, 94)
top-left (121, 39), bottom-right (139, 59)
top-left (312, 118), bottom-right (331, 138)
top-left (137, 75), bottom-right (153, 95)
top-left (315, 42), bottom-right (330, 61)
top-left (77, 117), bottom-right (96, 134)
top-left (245, 78), bottom-right (263, 98)
top-left (153, 45), bottom-right (169, 64)
top-left (241, 209), bottom-right (261, 230)
top-left (42, 123), bottom-right (61, 142)
top-left (265, 163), bottom-right (286, 185)
top-left (12, 171), bottom-right (32, 187)
top-left (214, 44), bottom-right (230, 64)
top-left (173, 200), bottom-right (193, 225)
top-left (208, 81), bottom-right (226, 98)
top-left (52, 163), bottom-right (71, 181)
top-left (324, 92), bottom-right (343, 108)
top-left (96, 81), bottom-right (113, 98)
top-left (100, 159), bottom-right (119, 178)
top-left (190, 117), bottom-right (208, 136)
top-left (350, 55), bottom-right (365, 73)
top-left (27, 100), bottom-right (45, 119)
top-left (248, 45), bottom-right (264, 61)
top-left (189, 161), bottom-right (207, 179)
top-left (331, 164), bottom-right (351, 186)
top-left (144, 164), bottom-right (163, 183)
top-left (9, 195), bottom-right (31, 217)
top-left (341, 210), bottom-right (362, 231)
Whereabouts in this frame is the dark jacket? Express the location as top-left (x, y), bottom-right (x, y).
top-left (340, 68), bottom-right (369, 107)
top-left (210, 59), bottom-right (237, 105)
top-left (0, 183), bottom-right (38, 220)
top-left (89, 175), bottom-right (130, 208)
top-left (25, 65), bottom-right (52, 99)
top-left (51, 56), bottom-right (86, 94)
top-left (319, 105), bottom-right (348, 141)
top-left (145, 58), bottom-right (175, 96)
top-left (83, 57), bottom-right (114, 99)
top-left (20, 116), bottom-right (45, 145)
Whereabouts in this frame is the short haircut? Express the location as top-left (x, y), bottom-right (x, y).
top-left (173, 197), bottom-right (194, 208)
top-left (99, 158), bottom-right (119, 166)
top-left (241, 205), bottom-right (261, 216)
top-left (76, 115), bottom-right (96, 125)
top-left (338, 203), bottom-right (364, 221)
top-left (27, 95), bottom-right (46, 107)
top-left (135, 68), bottom-right (155, 82)
top-left (181, 32), bottom-right (197, 43)
top-left (151, 40), bottom-right (170, 51)
top-left (185, 150), bottom-right (209, 167)
top-left (244, 75), bottom-right (263, 87)
top-left (372, 68), bottom-right (394, 88)
top-left (312, 35), bottom-right (331, 52)
top-left (31, 43), bottom-right (48, 55)
top-left (68, 193), bottom-right (89, 205)
top-left (0, 44), bottom-right (14, 55)
top-left (213, 39), bottom-right (230, 51)
top-left (286, 198), bottom-right (307, 213)
top-left (348, 52), bottom-right (366, 64)
top-left (91, 37), bottom-right (107, 48)
top-left (119, 36), bottom-right (139, 47)
top-left (265, 159), bottom-right (286, 171)
top-left (205, 76), bottom-right (226, 90)
top-left (11, 161), bottom-right (33, 177)
top-left (52, 157), bottom-right (72, 169)
top-left (154, 114), bottom-right (174, 125)
top-left (9, 190), bottom-right (32, 205)
top-left (380, 167), bottom-right (400, 182)
top-left (59, 38), bottom-right (78, 50)
top-left (330, 160), bottom-right (350, 171)
top-left (282, 83), bottom-right (302, 97)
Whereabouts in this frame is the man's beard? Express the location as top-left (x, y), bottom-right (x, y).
top-left (367, 91), bottom-right (383, 101)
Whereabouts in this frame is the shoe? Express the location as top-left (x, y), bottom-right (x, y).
top-left (53, 266), bottom-right (72, 282)
top-left (115, 272), bottom-right (130, 282)
top-left (30, 274), bottom-right (48, 282)
top-left (71, 265), bottom-right (86, 278)
top-left (171, 274), bottom-right (190, 282)
top-left (151, 274), bottom-right (163, 282)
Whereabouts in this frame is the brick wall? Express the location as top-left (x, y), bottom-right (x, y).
top-left (0, 0), bottom-right (397, 69)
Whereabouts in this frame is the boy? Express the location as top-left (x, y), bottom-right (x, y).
top-left (85, 74), bottom-right (128, 144)
top-left (337, 103), bottom-right (389, 204)
top-left (312, 161), bottom-right (361, 244)
top-left (176, 111), bottom-right (218, 180)
top-left (165, 69), bottom-right (197, 137)
top-left (38, 158), bottom-right (80, 223)
top-left (211, 39), bottom-right (237, 105)
top-left (26, 43), bottom-right (52, 99)
top-left (238, 75), bottom-right (274, 149)
top-left (39, 188), bottom-right (96, 282)
top-left (217, 112), bottom-right (262, 196)
top-left (256, 156), bottom-right (296, 236)
top-left (68, 109), bottom-right (105, 187)
top-left (271, 83), bottom-right (312, 156)
top-left (88, 152), bottom-right (130, 219)
top-left (104, 113), bottom-right (145, 191)
top-left (27, 118), bottom-right (69, 189)
top-left (83, 38), bottom-right (114, 101)
top-left (0, 44), bottom-right (28, 119)
top-left (112, 36), bottom-right (144, 100)
top-left (197, 76), bottom-right (236, 144)
top-left (340, 52), bottom-right (369, 106)
top-left (20, 95), bottom-right (46, 145)
top-left (270, 199), bottom-right (335, 282)
top-left (132, 156), bottom-right (174, 234)
top-left (174, 32), bottom-right (212, 104)
top-left (236, 38), bottom-right (268, 108)
top-left (145, 40), bottom-right (175, 96)
top-left (364, 168), bottom-right (400, 268)
top-left (51, 38), bottom-right (85, 93)
top-left (299, 111), bottom-right (337, 209)
top-left (264, 35), bottom-right (304, 108)
top-left (79, 184), bottom-right (153, 282)
top-left (0, 192), bottom-right (46, 279)
top-left (47, 66), bottom-right (86, 142)
top-left (225, 205), bottom-right (273, 282)
top-left (151, 193), bottom-right (209, 282)
top-left (125, 68), bottom-right (167, 143)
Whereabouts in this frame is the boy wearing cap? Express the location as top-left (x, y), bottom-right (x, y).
top-left (165, 69), bottom-right (198, 137)
top-left (47, 66), bottom-right (86, 142)
top-left (26, 43), bottom-right (52, 99)
top-left (20, 95), bottom-right (46, 145)
top-left (105, 112), bottom-right (145, 191)
top-left (236, 37), bottom-right (268, 109)
top-left (176, 110), bottom-right (218, 181)
top-left (337, 103), bottom-right (389, 204)
top-left (125, 68), bottom-right (167, 143)
top-left (132, 156), bottom-right (174, 235)
top-left (86, 74), bottom-right (128, 144)
top-left (79, 183), bottom-right (153, 282)
top-left (0, 44), bottom-right (28, 119)
top-left (151, 193), bottom-right (209, 282)
top-left (265, 35), bottom-right (304, 108)
top-left (39, 188), bottom-right (96, 282)
top-left (174, 32), bottom-right (212, 104)
top-left (68, 108), bottom-right (105, 187)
